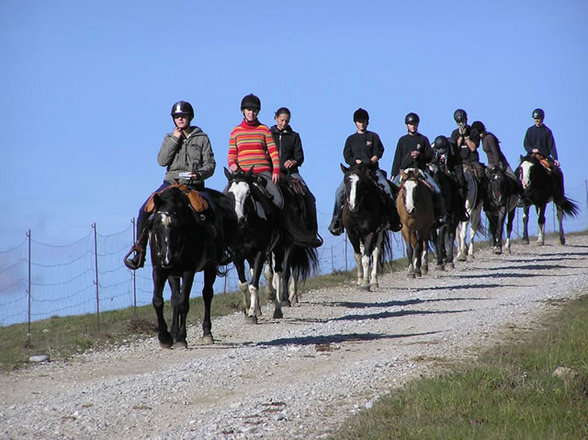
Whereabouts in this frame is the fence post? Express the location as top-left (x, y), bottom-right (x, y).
top-left (131, 217), bottom-right (137, 312)
top-left (92, 223), bottom-right (100, 332)
top-left (26, 230), bottom-right (31, 347)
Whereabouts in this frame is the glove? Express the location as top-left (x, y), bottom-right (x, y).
top-left (458, 125), bottom-right (466, 136)
top-left (463, 126), bottom-right (471, 137)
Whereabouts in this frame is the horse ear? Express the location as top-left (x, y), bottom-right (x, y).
top-left (246, 167), bottom-right (254, 177)
top-left (340, 163), bottom-right (349, 174)
top-left (224, 167), bottom-right (232, 179)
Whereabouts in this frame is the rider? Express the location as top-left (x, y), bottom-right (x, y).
top-left (124, 100), bottom-right (231, 270)
top-left (228, 93), bottom-right (283, 213)
top-left (271, 107), bottom-right (321, 245)
top-left (523, 108), bottom-right (565, 202)
top-left (328, 108), bottom-right (401, 236)
top-left (391, 112), bottom-right (447, 226)
top-left (471, 120), bottom-right (521, 191)
top-left (450, 109), bottom-right (485, 179)
top-left (431, 135), bottom-right (469, 222)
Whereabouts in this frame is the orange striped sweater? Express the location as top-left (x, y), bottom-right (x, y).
top-left (228, 119), bottom-right (280, 175)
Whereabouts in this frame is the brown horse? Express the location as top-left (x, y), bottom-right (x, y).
top-left (396, 169), bottom-right (435, 278)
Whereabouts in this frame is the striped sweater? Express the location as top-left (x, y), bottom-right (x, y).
top-left (228, 119), bottom-right (280, 175)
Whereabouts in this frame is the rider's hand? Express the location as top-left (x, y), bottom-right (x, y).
top-left (411, 150), bottom-right (420, 158)
top-left (284, 159), bottom-right (296, 168)
top-left (172, 127), bottom-right (183, 138)
top-left (554, 159), bottom-right (560, 166)
top-left (229, 164), bottom-right (239, 173)
top-left (370, 156), bottom-right (379, 163)
top-left (272, 172), bottom-right (280, 184)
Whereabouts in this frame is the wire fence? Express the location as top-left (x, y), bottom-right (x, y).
top-left (1, 181), bottom-right (587, 328)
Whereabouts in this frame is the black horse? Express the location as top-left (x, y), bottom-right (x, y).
top-left (265, 175), bottom-right (320, 307)
top-left (224, 168), bottom-right (281, 322)
top-left (341, 162), bottom-right (394, 291)
top-left (516, 154), bottom-right (579, 245)
top-left (149, 185), bottom-right (235, 348)
top-left (482, 166), bottom-right (520, 254)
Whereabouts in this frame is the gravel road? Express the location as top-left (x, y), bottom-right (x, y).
top-left (2, 234), bottom-right (587, 440)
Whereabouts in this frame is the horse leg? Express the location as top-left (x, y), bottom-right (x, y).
top-left (263, 260), bottom-right (277, 302)
top-left (421, 238), bottom-right (429, 275)
top-left (537, 205), bottom-right (546, 246)
top-left (152, 269), bottom-right (173, 348)
top-left (247, 252), bottom-right (266, 322)
top-left (288, 269), bottom-right (299, 305)
top-left (413, 235), bottom-right (423, 278)
top-left (360, 250), bottom-right (371, 291)
top-left (557, 206), bottom-right (566, 245)
top-left (433, 227), bottom-right (445, 271)
top-left (234, 259), bottom-right (250, 315)
top-left (521, 206), bottom-right (530, 244)
top-left (353, 252), bottom-right (364, 287)
top-left (279, 247), bottom-right (294, 307)
top-left (456, 220), bottom-right (467, 261)
top-left (505, 209), bottom-right (516, 254)
top-left (369, 239), bottom-right (381, 291)
top-left (445, 227), bottom-right (456, 269)
top-left (468, 208), bottom-right (481, 260)
top-left (171, 271), bottom-right (195, 349)
top-left (200, 266), bottom-right (216, 344)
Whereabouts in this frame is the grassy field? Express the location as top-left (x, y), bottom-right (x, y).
top-left (331, 294), bottom-right (588, 439)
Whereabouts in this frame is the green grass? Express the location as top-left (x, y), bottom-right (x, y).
top-left (332, 294), bottom-right (588, 440)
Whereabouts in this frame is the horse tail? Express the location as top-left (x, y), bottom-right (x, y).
top-left (290, 245), bottom-right (319, 282)
top-left (556, 197), bottom-right (580, 217)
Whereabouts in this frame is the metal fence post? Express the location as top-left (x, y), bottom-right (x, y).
top-left (92, 223), bottom-right (100, 332)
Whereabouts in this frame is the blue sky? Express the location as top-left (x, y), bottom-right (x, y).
top-left (1, 0), bottom-right (587, 248)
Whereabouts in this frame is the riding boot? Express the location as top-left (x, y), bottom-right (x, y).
top-left (213, 215), bottom-right (234, 266)
top-left (386, 196), bottom-right (402, 232)
top-left (124, 218), bottom-right (149, 270)
top-left (304, 191), bottom-right (322, 242)
top-left (328, 210), bottom-right (343, 236)
top-left (456, 186), bottom-right (470, 222)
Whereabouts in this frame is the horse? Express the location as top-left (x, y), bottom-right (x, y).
top-left (427, 160), bottom-right (464, 270)
top-left (396, 169), bottom-right (435, 278)
top-left (516, 154), bottom-right (579, 245)
top-left (148, 184), bottom-right (234, 348)
top-left (456, 162), bottom-right (485, 261)
top-left (264, 174), bottom-right (320, 307)
top-left (224, 168), bottom-right (281, 323)
top-left (482, 166), bottom-right (520, 254)
top-left (340, 162), bottom-right (393, 291)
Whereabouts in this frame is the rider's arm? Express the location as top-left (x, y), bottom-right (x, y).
top-left (196, 135), bottom-right (216, 180)
top-left (158, 134), bottom-right (182, 167)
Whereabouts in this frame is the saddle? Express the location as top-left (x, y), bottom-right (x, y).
top-left (532, 153), bottom-right (553, 172)
top-left (463, 161), bottom-right (485, 181)
top-left (144, 183), bottom-right (209, 213)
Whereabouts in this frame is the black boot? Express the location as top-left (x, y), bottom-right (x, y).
top-left (433, 192), bottom-right (447, 227)
top-left (328, 211), bottom-right (343, 236)
top-left (386, 197), bottom-right (402, 232)
top-left (124, 232), bottom-right (147, 270)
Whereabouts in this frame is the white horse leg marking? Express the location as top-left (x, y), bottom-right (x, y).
top-left (370, 240), bottom-right (381, 289)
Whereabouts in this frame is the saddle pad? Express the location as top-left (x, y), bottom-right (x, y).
top-left (144, 184), bottom-right (209, 213)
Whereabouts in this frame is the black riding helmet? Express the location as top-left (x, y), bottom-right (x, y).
top-left (454, 109), bottom-right (467, 123)
top-left (170, 101), bottom-right (194, 120)
top-left (405, 112), bottom-right (420, 125)
top-left (433, 135), bottom-right (449, 152)
top-left (353, 108), bottom-right (369, 122)
top-left (532, 108), bottom-right (545, 120)
top-left (241, 93), bottom-right (261, 111)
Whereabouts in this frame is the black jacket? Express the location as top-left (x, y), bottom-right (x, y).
top-left (391, 133), bottom-right (433, 177)
top-left (271, 124), bottom-right (304, 174)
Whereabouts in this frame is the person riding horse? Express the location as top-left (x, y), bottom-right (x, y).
top-left (450, 109), bottom-right (485, 182)
top-left (124, 100), bottom-right (232, 270)
top-left (391, 112), bottom-right (447, 226)
top-left (270, 106), bottom-right (321, 246)
top-left (523, 108), bottom-right (566, 204)
top-left (471, 120), bottom-right (522, 193)
top-left (328, 108), bottom-right (401, 236)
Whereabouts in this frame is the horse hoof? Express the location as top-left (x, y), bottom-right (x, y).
top-left (159, 340), bottom-right (173, 349)
top-left (447, 262), bottom-right (455, 269)
top-left (370, 283), bottom-right (378, 291)
top-left (456, 254), bottom-right (466, 262)
top-left (273, 309), bottom-right (284, 319)
top-left (245, 315), bottom-right (258, 325)
top-left (435, 264), bottom-right (445, 271)
top-left (360, 284), bottom-right (370, 291)
top-left (199, 335), bottom-right (214, 345)
top-left (560, 238), bottom-right (566, 245)
top-left (174, 340), bottom-right (188, 349)
top-left (521, 238), bottom-right (530, 245)
top-left (158, 333), bottom-right (173, 349)
top-left (493, 247), bottom-right (502, 255)
top-left (280, 300), bottom-right (291, 307)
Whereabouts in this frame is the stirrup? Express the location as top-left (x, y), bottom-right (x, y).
top-left (124, 246), bottom-right (145, 270)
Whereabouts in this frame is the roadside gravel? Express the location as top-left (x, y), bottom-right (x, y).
top-left (1, 234), bottom-right (587, 439)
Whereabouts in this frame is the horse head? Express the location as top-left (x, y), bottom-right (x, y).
top-left (341, 162), bottom-right (378, 212)
top-left (518, 154), bottom-right (539, 191)
top-left (398, 169), bottom-right (425, 215)
top-left (485, 166), bottom-right (507, 207)
top-left (150, 187), bottom-right (196, 269)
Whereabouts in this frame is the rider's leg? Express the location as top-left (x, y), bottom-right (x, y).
top-left (328, 181), bottom-right (345, 236)
top-left (124, 182), bottom-right (169, 270)
top-left (375, 170), bottom-right (402, 231)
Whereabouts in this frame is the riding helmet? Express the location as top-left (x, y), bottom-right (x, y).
top-left (353, 108), bottom-right (369, 122)
top-left (405, 112), bottom-right (420, 125)
top-left (241, 93), bottom-right (261, 111)
top-left (471, 120), bottom-right (486, 134)
top-left (170, 101), bottom-right (194, 119)
top-left (453, 109), bottom-right (467, 123)
top-left (433, 135), bottom-right (449, 151)
top-left (532, 108), bottom-right (545, 120)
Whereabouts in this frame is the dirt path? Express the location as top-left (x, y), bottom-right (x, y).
top-left (2, 235), bottom-right (587, 439)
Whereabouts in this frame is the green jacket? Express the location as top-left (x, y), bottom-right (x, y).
top-left (157, 126), bottom-right (216, 184)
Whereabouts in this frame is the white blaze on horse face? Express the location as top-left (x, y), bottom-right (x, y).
top-left (228, 181), bottom-right (249, 221)
top-left (520, 161), bottom-right (532, 189)
top-left (348, 174), bottom-right (360, 210)
top-left (404, 180), bottom-right (417, 213)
